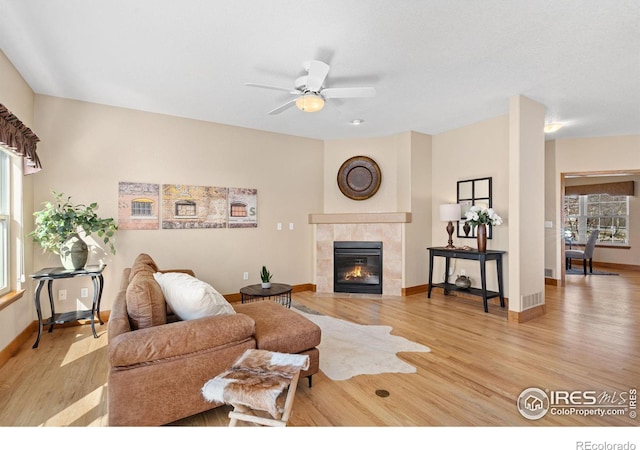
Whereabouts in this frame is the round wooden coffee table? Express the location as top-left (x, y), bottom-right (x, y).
top-left (240, 283), bottom-right (292, 308)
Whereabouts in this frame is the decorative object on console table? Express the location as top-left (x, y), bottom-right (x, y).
top-left (464, 205), bottom-right (503, 252)
top-left (260, 265), bottom-right (273, 289)
top-left (477, 224), bottom-right (487, 252)
top-left (463, 221), bottom-right (471, 237)
top-left (30, 191), bottom-right (117, 270)
top-left (455, 275), bottom-right (472, 289)
top-left (439, 203), bottom-right (462, 249)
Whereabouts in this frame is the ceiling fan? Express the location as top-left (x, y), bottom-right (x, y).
top-left (245, 60), bottom-right (376, 115)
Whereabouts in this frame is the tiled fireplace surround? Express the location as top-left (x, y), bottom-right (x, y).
top-left (310, 213), bottom-right (410, 296)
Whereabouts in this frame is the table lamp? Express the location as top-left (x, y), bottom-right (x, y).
top-left (440, 203), bottom-right (461, 249)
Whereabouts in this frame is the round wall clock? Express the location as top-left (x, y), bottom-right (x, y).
top-left (337, 156), bottom-right (382, 200)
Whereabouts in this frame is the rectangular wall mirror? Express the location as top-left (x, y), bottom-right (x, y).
top-left (457, 176), bottom-right (493, 239)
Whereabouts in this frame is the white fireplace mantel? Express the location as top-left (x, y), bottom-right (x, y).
top-left (308, 212), bottom-right (411, 224)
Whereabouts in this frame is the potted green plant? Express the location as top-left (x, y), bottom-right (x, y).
top-left (30, 191), bottom-right (118, 270)
top-left (260, 265), bottom-right (273, 289)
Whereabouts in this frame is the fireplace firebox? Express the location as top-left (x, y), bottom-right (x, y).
top-left (334, 241), bottom-right (383, 294)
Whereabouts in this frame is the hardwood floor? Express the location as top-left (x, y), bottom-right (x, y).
top-left (0, 268), bottom-right (638, 430)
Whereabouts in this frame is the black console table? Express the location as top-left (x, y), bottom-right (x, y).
top-left (427, 247), bottom-right (505, 313)
top-left (31, 265), bottom-right (106, 349)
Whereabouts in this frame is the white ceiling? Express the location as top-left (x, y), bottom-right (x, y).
top-left (1, 0), bottom-right (639, 141)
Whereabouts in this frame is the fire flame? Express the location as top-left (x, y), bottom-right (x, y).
top-left (344, 265), bottom-right (371, 280)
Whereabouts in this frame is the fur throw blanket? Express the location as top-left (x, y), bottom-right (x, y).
top-left (202, 349), bottom-right (310, 419)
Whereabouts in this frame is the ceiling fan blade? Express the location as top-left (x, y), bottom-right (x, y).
top-left (245, 83), bottom-right (298, 94)
top-left (268, 99), bottom-right (298, 115)
top-left (305, 60), bottom-right (330, 92)
top-left (322, 87), bottom-right (376, 99)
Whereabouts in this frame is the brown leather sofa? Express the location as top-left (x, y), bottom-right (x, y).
top-left (107, 254), bottom-right (321, 426)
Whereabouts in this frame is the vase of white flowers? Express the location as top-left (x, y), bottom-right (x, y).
top-left (464, 206), bottom-right (503, 252)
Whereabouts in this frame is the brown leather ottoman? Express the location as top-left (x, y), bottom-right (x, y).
top-left (234, 301), bottom-right (321, 385)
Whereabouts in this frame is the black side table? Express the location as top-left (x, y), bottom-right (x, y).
top-left (240, 283), bottom-right (292, 308)
top-left (31, 265), bottom-right (106, 349)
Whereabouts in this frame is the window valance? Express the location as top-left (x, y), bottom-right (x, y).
top-left (0, 103), bottom-right (41, 174)
top-left (565, 181), bottom-right (635, 197)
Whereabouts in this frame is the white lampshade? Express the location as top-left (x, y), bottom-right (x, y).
top-left (296, 93), bottom-right (325, 112)
top-left (440, 203), bottom-right (461, 222)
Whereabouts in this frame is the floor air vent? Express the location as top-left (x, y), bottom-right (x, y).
top-left (522, 292), bottom-right (544, 310)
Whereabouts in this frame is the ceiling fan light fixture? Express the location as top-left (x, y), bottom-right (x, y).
top-left (544, 122), bottom-right (564, 133)
top-left (296, 93), bottom-right (324, 112)
top-left (248, 60), bottom-right (376, 115)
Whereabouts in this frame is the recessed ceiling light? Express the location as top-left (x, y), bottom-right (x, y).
top-left (544, 122), bottom-right (564, 133)
top-left (350, 119), bottom-right (364, 125)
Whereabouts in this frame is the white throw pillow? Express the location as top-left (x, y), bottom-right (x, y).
top-left (152, 272), bottom-right (235, 321)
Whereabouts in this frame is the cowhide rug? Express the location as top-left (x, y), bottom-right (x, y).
top-left (292, 306), bottom-right (431, 381)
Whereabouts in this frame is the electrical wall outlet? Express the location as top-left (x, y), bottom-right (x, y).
top-left (277, 222), bottom-right (282, 231)
top-left (243, 272), bottom-right (249, 280)
top-left (289, 222), bottom-right (294, 230)
top-left (58, 289), bottom-right (67, 301)
top-left (80, 287), bottom-right (89, 298)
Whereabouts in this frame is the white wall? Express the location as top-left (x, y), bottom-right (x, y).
top-left (508, 95), bottom-right (546, 312)
top-left (431, 115), bottom-right (510, 295)
top-left (544, 140), bottom-right (558, 277)
top-left (321, 131), bottom-right (432, 289)
top-left (0, 50), bottom-right (36, 352)
top-left (323, 134), bottom-right (406, 213)
top-left (404, 131), bottom-right (432, 288)
top-left (31, 95), bottom-right (324, 315)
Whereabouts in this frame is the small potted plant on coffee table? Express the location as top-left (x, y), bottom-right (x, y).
top-left (260, 266), bottom-right (273, 289)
